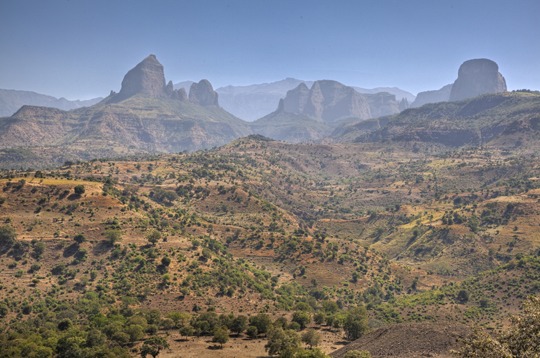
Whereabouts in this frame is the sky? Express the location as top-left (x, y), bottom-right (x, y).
top-left (0, 0), bottom-right (539, 100)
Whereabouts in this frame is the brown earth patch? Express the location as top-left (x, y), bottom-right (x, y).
top-left (330, 322), bottom-right (469, 358)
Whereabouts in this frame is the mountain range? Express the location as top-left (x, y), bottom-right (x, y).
top-left (211, 79), bottom-right (415, 121)
top-left (0, 54), bottom-right (532, 169)
top-left (0, 55), bottom-right (251, 168)
top-left (0, 55), bottom-right (539, 358)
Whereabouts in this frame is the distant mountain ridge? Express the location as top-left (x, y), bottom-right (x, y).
top-left (175, 78), bottom-right (415, 121)
top-left (0, 89), bottom-right (102, 117)
top-left (252, 80), bottom-right (407, 142)
top-left (0, 55), bottom-right (533, 169)
top-left (0, 55), bottom-right (250, 168)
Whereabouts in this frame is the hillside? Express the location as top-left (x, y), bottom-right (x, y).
top-left (335, 91), bottom-right (540, 149)
top-left (0, 134), bottom-right (539, 356)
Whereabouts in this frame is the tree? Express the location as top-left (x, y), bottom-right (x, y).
top-left (191, 312), bottom-right (219, 336)
top-left (344, 307), bottom-right (368, 341)
top-left (457, 289), bottom-right (469, 304)
top-left (230, 315), bottom-right (248, 336)
top-left (505, 295), bottom-right (540, 356)
top-left (456, 329), bottom-right (512, 357)
top-left (161, 256), bottom-right (171, 267)
top-left (212, 326), bottom-right (229, 348)
top-left (179, 325), bottom-right (194, 338)
top-left (0, 225), bottom-right (16, 251)
top-left (74, 234), bottom-right (86, 244)
top-left (0, 303), bottom-right (8, 318)
top-left (265, 327), bottom-right (300, 358)
top-left (250, 313), bottom-right (272, 335)
top-left (301, 329), bottom-right (321, 349)
top-left (146, 230), bottom-right (161, 246)
top-left (105, 229), bottom-right (122, 246)
top-left (455, 295), bottom-right (540, 357)
top-left (314, 312), bottom-right (325, 325)
top-left (292, 311), bottom-right (311, 330)
top-left (168, 311), bottom-right (191, 329)
top-left (140, 336), bottom-right (169, 358)
top-left (296, 348), bottom-right (330, 357)
top-left (74, 185), bottom-right (85, 196)
top-left (32, 241), bottom-right (45, 260)
top-left (246, 326), bottom-right (258, 339)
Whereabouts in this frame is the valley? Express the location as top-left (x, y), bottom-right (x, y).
top-left (0, 132), bottom-right (539, 356)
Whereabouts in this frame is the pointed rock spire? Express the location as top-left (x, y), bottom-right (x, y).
top-left (116, 54), bottom-right (167, 100)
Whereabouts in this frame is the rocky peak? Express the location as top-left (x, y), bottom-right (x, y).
top-left (105, 55), bottom-right (189, 103)
top-left (280, 80), bottom-right (371, 122)
top-left (411, 59), bottom-right (507, 107)
top-left (282, 83), bottom-right (310, 114)
top-left (449, 59), bottom-right (507, 101)
top-left (189, 80), bottom-right (219, 107)
top-left (116, 54), bottom-right (167, 100)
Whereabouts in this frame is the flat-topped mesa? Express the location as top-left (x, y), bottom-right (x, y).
top-left (411, 59), bottom-right (507, 107)
top-left (189, 80), bottom-right (219, 107)
top-left (450, 59), bottom-right (507, 101)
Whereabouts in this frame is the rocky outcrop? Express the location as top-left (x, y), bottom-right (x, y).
top-left (212, 79), bottom-right (414, 121)
top-left (280, 80), bottom-right (371, 122)
top-left (411, 59), bottom-right (507, 108)
top-left (116, 54), bottom-right (166, 100)
top-left (251, 80), bottom-right (376, 142)
top-left (450, 59), bottom-right (507, 101)
top-left (107, 55), bottom-right (186, 103)
top-left (282, 83), bottom-right (311, 114)
top-left (411, 84), bottom-right (453, 108)
top-left (364, 92), bottom-right (402, 118)
top-left (189, 80), bottom-right (219, 107)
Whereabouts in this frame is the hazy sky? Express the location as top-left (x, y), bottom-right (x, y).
top-left (1, 0), bottom-right (539, 99)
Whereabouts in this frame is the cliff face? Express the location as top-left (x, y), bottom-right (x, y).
top-left (189, 80), bottom-right (219, 107)
top-left (282, 83), bottom-right (311, 115)
top-left (107, 55), bottom-right (187, 103)
top-left (449, 59), bottom-right (507, 101)
top-left (411, 59), bottom-right (507, 108)
top-left (115, 55), bottom-right (167, 100)
top-left (411, 84), bottom-right (453, 108)
top-left (365, 92), bottom-right (402, 118)
top-left (281, 80), bottom-right (371, 122)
